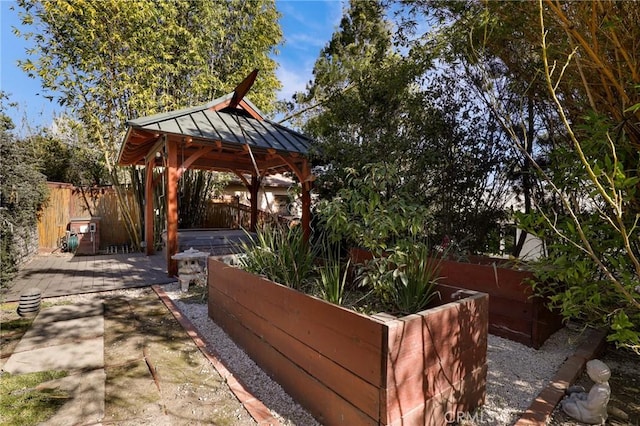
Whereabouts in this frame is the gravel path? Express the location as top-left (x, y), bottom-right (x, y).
top-left (161, 283), bottom-right (320, 426)
top-left (160, 282), bottom-right (584, 426)
top-left (477, 329), bottom-right (583, 425)
top-left (43, 285), bottom-right (582, 425)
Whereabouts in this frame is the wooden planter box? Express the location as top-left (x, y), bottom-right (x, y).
top-left (208, 259), bottom-right (488, 425)
top-left (349, 249), bottom-right (563, 349)
top-left (437, 257), bottom-right (563, 349)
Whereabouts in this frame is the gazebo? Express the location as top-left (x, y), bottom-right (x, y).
top-left (117, 72), bottom-right (314, 276)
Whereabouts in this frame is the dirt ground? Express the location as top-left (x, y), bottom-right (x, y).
top-left (101, 289), bottom-right (256, 425)
top-left (549, 344), bottom-right (640, 426)
top-left (3, 288), bottom-right (639, 426)
top-left (1, 289), bottom-right (256, 426)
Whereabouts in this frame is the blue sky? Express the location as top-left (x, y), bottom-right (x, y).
top-left (0, 0), bottom-right (344, 131)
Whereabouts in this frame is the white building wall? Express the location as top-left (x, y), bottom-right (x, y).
top-left (515, 229), bottom-right (546, 260)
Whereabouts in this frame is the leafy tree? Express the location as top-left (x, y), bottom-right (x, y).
top-left (14, 0), bottom-right (282, 247)
top-left (401, 0), bottom-right (640, 352)
top-left (294, 0), bottom-right (511, 252)
top-left (0, 97), bottom-right (48, 287)
top-left (403, 0), bottom-right (640, 142)
top-left (475, 1), bottom-right (639, 150)
top-left (522, 6), bottom-right (640, 352)
top-left (31, 134), bottom-right (72, 183)
top-left (38, 116), bottom-right (109, 186)
top-left (412, 67), bottom-right (514, 252)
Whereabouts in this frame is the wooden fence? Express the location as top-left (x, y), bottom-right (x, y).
top-left (38, 183), bottom-right (140, 251)
top-left (38, 183), bottom-right (289, 253)
top-left (201, 199), bottom-right (290, 229)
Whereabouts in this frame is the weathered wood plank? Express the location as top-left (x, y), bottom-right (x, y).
top-left (210, 260), bottom-right (384, 384)
top-left (384, 293), bottom-right (488, 404)
top-left (209, 285), bottom-right (381, 418)
top-left (210, 290), bottom-right (378, 425)
top-left (383, 365), bottom-right (487, 426)
top-left (439, 259), bottom-right (534, 301)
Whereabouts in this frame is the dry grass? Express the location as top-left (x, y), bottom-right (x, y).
top-left (0, 370), bottom-right (70, 426)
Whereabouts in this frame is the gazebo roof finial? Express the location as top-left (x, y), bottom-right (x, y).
top-left (229, 69), bottom-right (259, 110)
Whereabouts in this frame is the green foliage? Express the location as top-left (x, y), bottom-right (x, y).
top-left (0, 125), bottom-right (49, 288)
top-left (0, 370), bottom-right (69, 425)
top-left (25, 119), bottom-right (108, 185)
top-left (315, 243), bottom-right (350, 305)
top-left (15, 0), bottom-right (283, 246)
top-left (32, 135), bottom-right (72, 182)
top-left (0, 227), bottom-right (16, 288)
top-left (238, 225), bottom-right (317, 291)
top-left (0, 92), bottom-right (16, 132)
top-left (315, 163), bottom-right (432, 255)
top-left (293, 1), bottom-right (511, 253)
top-left (397, 0), bottom-right (640, 352)
top-left (177, 170), bottom-right (232, 229)
top-left (359, 242), bottom-right (442, 315)
top-left (314, 161), bottom-right (445, 314)
top-left (16, 0), bottom-right (282, 118)
top-left (518, 113), bottom-right (640, 353)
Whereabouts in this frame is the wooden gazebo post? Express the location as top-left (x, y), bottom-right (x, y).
top-left (144, 157), bottom-right (155, 255)
top-left (143, 135), bottom-right (166, 256)
top-left (301, 161), bottom-right (312, 243)
top-left (249, 175), bottom-right (261, 232)
top-left (166, 138), bottom-right (179, 277)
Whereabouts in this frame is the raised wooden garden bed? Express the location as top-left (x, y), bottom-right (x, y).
top-left (349, 249), bottom-right (563, 349)
top-left (437, 257), bottom-right (563, 349)
top-left (208, 258), bottom-right (488, 425)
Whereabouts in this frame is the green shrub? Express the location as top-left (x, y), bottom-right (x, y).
top-left (359, 242), bottom-right (442, 315)
top-left (0, 121), bottom-right (49, 289)
top-left (517, 112), bottom-right (640, 354)
top-left (316, 163), bottom-right (432, 255)
top-left (238, 225), bottom-right (317, 291)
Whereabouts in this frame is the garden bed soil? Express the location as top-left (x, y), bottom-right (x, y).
top-left (207, 258), bottom-right (489, 425)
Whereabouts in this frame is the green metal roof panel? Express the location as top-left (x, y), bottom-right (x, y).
top-left (126, 101), bottom-right (311, 155)
top-left (191, 112), bottom-right (222, 140)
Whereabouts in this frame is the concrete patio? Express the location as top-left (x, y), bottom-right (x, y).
top-left (2, 252), bottom-right (175, 302)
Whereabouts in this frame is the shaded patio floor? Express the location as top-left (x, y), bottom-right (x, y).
top-left (2, 252), bottom-right (175, 302)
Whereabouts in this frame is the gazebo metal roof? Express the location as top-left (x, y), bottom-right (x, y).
top-left (118, 93), bottom-right (312, 176)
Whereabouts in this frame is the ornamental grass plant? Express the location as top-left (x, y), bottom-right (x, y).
top-left (316, 243), bottom-right (350, 305)
top-left (358, 241), bottom-right (443, 315)
top-left (238, 224), bottom-right (317, 291)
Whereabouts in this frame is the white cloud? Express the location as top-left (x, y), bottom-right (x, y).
top-left (276, 63), bottom-right (312, 101)
top-left (284, 32), bottom-right (327, 51)
top-left (274, 0), bottom-right (347, 102)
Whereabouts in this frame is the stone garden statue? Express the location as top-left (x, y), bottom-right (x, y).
top-left (561, 359), bottom-right (611, 424)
